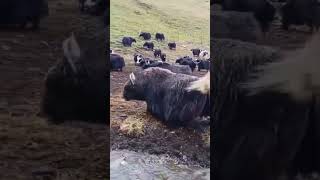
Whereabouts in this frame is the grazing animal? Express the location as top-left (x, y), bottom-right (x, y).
top-left (0, 0), bottom-right (49, 29)
top-left (42, 33), bottom-right (107, 124)
top-left (197, 60), bottom-right (210, 71)
top-left (168, 42), bottom-right (176, 50)
top-left (143, 42), bottom-right (154, 50)
top-left (139, 32), bottom-right (152, 40)
top-left (110, 54), bottom-right (125, 71)
top-left (191, 49), bottom-right (201, 57)
top-left (218, 0), bottom-right (276, 33)
top-left (160, 53), bottom-right (166, 62)
top-left (123, 67), bottom-right (209, 129)
top-left (122, 37), bottom-right (136, 47)
top-left (153, 49), bottom-right (162, 57)
top-left (281, 0), bottom-right (320, 32)
top-left (142, 62), bottom-right (192, 75)
top-left (155, 33), bottom-right (165, 41)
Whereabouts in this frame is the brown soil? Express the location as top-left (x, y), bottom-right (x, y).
top-left (0, 0), bottom-right (107, 179)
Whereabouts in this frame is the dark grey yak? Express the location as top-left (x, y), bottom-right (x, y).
top-left (123, 67), bottom-right (209, 130)
top-left (207, 36), bottom-right (320, 180)
top-left (42, 33), bottom-right (107, 124)
top-left (142, 62), bottom-right (192, 75)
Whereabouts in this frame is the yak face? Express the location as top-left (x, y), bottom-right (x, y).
top-left (123, 71), bottom-right (146, 101)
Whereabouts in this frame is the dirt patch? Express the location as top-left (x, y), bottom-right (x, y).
top-left (0, 0), bottom-right (107, 179)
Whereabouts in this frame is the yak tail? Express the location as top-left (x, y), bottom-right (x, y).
top-left (186, 72), bottom-right (210, 94)
top-left (243, 32), bottom-right (320, 102)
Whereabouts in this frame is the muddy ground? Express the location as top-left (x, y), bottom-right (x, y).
top-left (110, 17), bottom-right (313, 170)
top-left (0, 0), bottom-right (107, 179)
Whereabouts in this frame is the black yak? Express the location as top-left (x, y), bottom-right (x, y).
top-left (42, 33), bottom-right (107, 124)
top-left (139, 32), bottom-right (152, 40)
top-left (110, 53), bottom-right (125, 71)
top-left (153, 49), bottom-right (162, 57)
top-left (168, 42), bottom-right (176, 50)
top-left (207, 36), bottom-right (320, 180)
top-left (123, 67), bottom-right (209, 129)
top-left (155, 33), bottom-right (165, 41)
top-left (122, 37), bottom-right (136, 47)
top-left (191, 48), bottom-right (201, 57)
top-left (143, 42), bottom-right (154, 50)
top-left (160, 53), bottom-right (166, 62)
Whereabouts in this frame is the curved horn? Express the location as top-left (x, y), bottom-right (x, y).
top-left (129, 73), bottom-right (136, 85)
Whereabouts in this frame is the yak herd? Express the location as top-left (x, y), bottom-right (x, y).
top-left (111, 32), bottom-right (210, 73)
top-left (110, 31), bottom-right (211, 130)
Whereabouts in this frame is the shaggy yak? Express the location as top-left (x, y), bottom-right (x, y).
top-left (123, 67), bottom-right (210, 130)
top-left (199, 36), bottom-right (320, 180)
top-left (42, 33), bottom-right (107, 124)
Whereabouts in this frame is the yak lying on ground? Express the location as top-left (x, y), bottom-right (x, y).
top-left (281, 0), bottom-right (320, 32)
top-left (142, 62), bottom-right (192, 75)
top-left (139, 32), bottom-right (151, 40)
top-left (217, 0), bottom-right (276, 33)
top-left (143, 42), bottom-right (154, 50)
top-left (209, 36), bottom-right (320, 180)
top-left (42, 33), bottom-right (107, 124)
top-left (155, 33), bottom-right (165, 41)
top-left (110, 53), bottom-right (125, 71)
top-left (123, 67), bottom-right (209, 129)
top-left (122, 37), bottom-right (136, 47)
top-left (168, 42), bottom-right (176, 50)
top-left (0, 0), bottom-right (49, 29)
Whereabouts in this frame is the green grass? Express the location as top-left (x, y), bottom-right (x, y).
top-left (110, 0), bottom-right (210, 64)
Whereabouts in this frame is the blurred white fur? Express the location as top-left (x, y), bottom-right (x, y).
top-left (186, 72), bottom-right (210, 94)
top-left (244, 33), bottom-right (320, 102)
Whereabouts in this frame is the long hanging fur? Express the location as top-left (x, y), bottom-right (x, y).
top-left (243, 33), bottom-right (320, 102)
top-left (186, 72), bottom-right (210, 94)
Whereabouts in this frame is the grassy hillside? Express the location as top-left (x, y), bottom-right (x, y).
top-left (110, 0), bottom-right (210, 63)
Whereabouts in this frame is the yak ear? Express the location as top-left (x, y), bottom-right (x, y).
top-left (62, 32), bottom-right (81, 73)
top-left (129, 72), bottom-right (136, 85)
